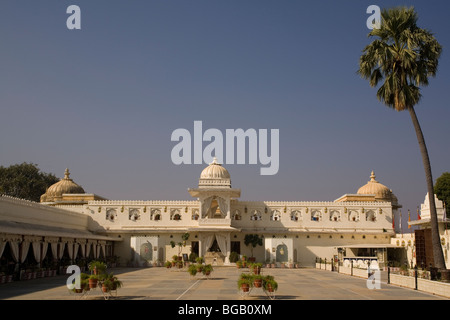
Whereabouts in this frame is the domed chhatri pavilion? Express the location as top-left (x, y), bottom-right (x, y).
top-left (31, 159), bottom-right (410, 268)
top-left (40, 168), bottom-right (106, 205)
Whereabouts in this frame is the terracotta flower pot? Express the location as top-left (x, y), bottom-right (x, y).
top-left (254, 278), bottom-right (262, 288)
top-left (89, 279), bottom-right (98, 289)
top-left (241, 283), bottom-right (249, 292)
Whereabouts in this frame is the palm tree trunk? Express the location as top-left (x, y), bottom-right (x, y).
top-left (408, 106), bottom-right (446, 270)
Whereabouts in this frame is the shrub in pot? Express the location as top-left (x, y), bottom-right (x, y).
top-left (202, 264), bottom-right (213, 276)
top-left (88, 274), bottom-right (99, 289)
top-left (238, 273), bottom-right (253, 292)
top-left (188, 264), bottom-right (198, 276)
top-left (102, 279), bottom-right (113, 293)
top-left (253, 274), bottom-right (263, 288)
top-left (252, 263), bottom-right (262, 275)
top-left (88, 261), bottom-right (107, 275)
top-left (263, 275), bottom-right (278, 292)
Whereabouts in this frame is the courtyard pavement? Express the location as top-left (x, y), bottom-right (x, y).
top-left (0, 266), bottom-right (447, 300)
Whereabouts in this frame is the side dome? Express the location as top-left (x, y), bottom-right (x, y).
top-left (199, 157), bottom-right (231, 188)
top-left (40, 168), bottom-right (85, 202)
top-left (357, 171), bottom-right (397, 203)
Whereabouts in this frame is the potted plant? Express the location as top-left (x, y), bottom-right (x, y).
top-left (253, 274), bottom-right (263, 288)
top-left (252, 263), bottom-right (262, 275)
top-left (88, 260), bottom-right (107, 275)
top-left (111, 277), bottom-right (123, 290)
top-left (102, 279), bottom-right (113, 293)
top-left (79, 279), bottom-right (89, 293)
top-left (202, 264), bottom-right (213, 276)
top-left (238, 273), bottom-right (253, 292)
top-left (88, 274), bottom-right (99, 289)
top-left (241, 256), bottom-right (247, 268)
top-left (171, 255), bottom-right (179, 267)
top-left (236, 260), bottom-right (242, 269)
top-left (188, 264), bottom-right (198, 277)
top-left (164, 261), bottom-right (172, 268)
top-left (263, 275), bottom-right (278, 293)
top-left (80, 273), bottom-right (90, 292)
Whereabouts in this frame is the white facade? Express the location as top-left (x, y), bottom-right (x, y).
top-left (46, 160), bottom-right (399, 267)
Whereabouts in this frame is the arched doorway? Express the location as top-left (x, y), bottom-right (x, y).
top-left (139, 242), bottom-right (153, 265)
top-left (276, 244), bottom-right (288, 263)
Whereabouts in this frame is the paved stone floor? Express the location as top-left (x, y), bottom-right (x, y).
top-left (0, 266), bottom-right (447, 300)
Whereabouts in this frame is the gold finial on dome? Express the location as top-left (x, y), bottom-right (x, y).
top-left (210, 157), bottom-right (219, 165)
top-left (370, 170), bottom-right (376, 182)
top-left (64, 168), bottom-right (70, 180)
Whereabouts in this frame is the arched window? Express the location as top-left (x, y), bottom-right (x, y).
top-left (311, 210), bottom-right (321, 222)
top-left (270, 210), bottom-right (281, 221)
top-left (250, 210), bottom-right (262, 221)
top-left (232, 209), bottom-right (241, 220)
top-left (329, 210), bottom-right (340, 222)
top-left (106, 209), bottom-right (117, 222)
top-left (349, 210), bottom-right (359, 222)
top-left (171, 209), bottom-right (182, 221)
top-left (191, 209), bottom-right (199, 220)
top-left (151, 209), bottom-right (161, 221)
top-left (129, 209), bottom-right (140, 221)
top-left (290, 210), bottom-right (301, 221)
top-left (366, 210), bottom-right (376, 222)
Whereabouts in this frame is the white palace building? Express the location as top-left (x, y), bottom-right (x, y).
top-left (0, 159), bottom-right (449, 274)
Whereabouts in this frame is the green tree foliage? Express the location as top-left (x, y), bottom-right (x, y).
top-left (435, 172), bottom-right (450, 213)
top-left (0, 163), bottom-right (59, 202)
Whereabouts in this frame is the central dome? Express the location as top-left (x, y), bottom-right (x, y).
top-left (198, 157), bottom-right (231, 188)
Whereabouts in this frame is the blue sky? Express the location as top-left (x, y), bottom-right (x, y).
top-left (0, 1), bottom-right (449, 232)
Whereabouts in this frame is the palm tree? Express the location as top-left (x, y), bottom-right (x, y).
top-left (358, 6), bottom-right (446, 270)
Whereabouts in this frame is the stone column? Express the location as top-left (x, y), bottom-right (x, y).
top-left (224, 233), bottom-right (231, 265)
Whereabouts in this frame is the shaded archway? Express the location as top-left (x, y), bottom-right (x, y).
top-left (276, 244), bottom-right (288, 263)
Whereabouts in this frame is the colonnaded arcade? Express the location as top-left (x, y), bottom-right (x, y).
top-left (0, 158), bottom-right (449, 276)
